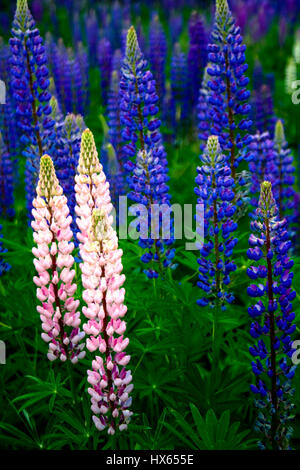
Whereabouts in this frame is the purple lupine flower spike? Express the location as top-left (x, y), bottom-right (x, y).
top-left (0, 43), bottom-right (18, 212)
top-left (170, 11), bottom-right (183, 44)
top-left (252, 83), bottom-right (276, 137)
top-left (247, 181), bottom-right (297, 450)
top-left (0, 40), bottom-right (19, 178)
top-left (170, 43), bottom-right (188, 132)
top-left (72, 10), bottom-right (82, 46)
top-left (197, 66), bottom-right (211, 151)
top-left (206, 0), bottom-right (252, 186)
top-left (248, 132), bottom-right (276, 212)
top-left (195, 135), bottom-right (237, 309)
top-left (148, 14), bottom-right (167, 103)
top-left (272, 120), bottom-right (296, 227)
top-left (76, 42), bottom-right (89, 115)
top-left (85, 9), bottom-right (99, 66)
top-left (9, 0), bottom-right (55, 220)
top-left (100, 56), bottom-right (126, 207)
top-left (52, 107), bottom-right (86, 239)
top-left (119, 26), bottom-right (175, 279)
top-left (106, 67), bottom-right (126, 202)
top-left (108, 1), bottom-right (123, 50)
top-left (49, 38), bottom-right (66, 112)
top-left (187, 11), bottom-right (208, 111)
top-left (97, 38), bottom-right (113, 106)
top-left (108, 70), bottom-right (122, 162)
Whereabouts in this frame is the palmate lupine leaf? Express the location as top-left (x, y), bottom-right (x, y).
top-left (51, 405), bottom-right (97, 449)
top-left (134, 365), bottom-right (185, 413)
top-left (165, 404), bottom-right (256, 450)
top-left (0, 401), bottom-right (44, 449)
top-left (12, 371), bottom-right (71, 413)
top-left (0, 422), bottom-right (41, 449)
top-left (183, 362), bottom-right (250, 411)
top-left (131, 410), bottom-right (174, 450)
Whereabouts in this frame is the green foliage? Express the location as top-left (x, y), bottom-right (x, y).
top-left (165, 405), bottom-right (257, 450)
top-left (0, 0), bottom-right (299, 452)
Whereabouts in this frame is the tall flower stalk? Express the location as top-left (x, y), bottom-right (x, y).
top-left (195, 135), bottom-right (237, 309)
top-left (52, 110), bottom-right (86, 238)
top-left (197, 65), bottom-right (211, 151)
top-left (10, 0), bottom-right (54, 218)
top-left (272, 120), bottom-right (295, 224)
top-left (247, 181), bottom-right (296, 450)
top-left (0, 39), bottom-right (19, 187)
top-left (206, 0), bottom-right (252, 184)
top-left (149, 14), bottom-right (167, 103)
top-left (31, 155), bottom-right (85, 363)
top-left (187, 11), bottom-right (207, 110)
top-left (248, 131), bottom-right (276, 212)
top-left (120, 26), bottom-right (175, 279)
top-left (252, 84), bottom-right (276, 137)
top-left (170, 43), bottom-right (188, 132)
top-left (106, 68), bottom-right (127, 201)
top-left (75, 129), bottom-right (133, 434)
top-left (97, 38), bottom-right (113, 106)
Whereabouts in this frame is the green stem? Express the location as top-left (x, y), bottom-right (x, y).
top-left (67, 359), bottom-right (77, 407)
top-left (209, 303), bottom-right (221, 406)
top-left (133, 71), bottom-right (163, 276)
top-left (24, 38), bottom-right (43, 157)
top-left (224, 50), bottom-right (236, 186)
top-left (265, 216), bottom-right (278, 450)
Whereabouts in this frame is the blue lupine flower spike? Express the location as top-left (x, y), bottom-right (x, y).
top-left (248, 131), bottom-right (276, 213)
top-left (187, 11), bottom-right (207, 111)
top-left (120, 26), bottom-right (175, 279)
top-left (170, 43), bottom-right (188, 132)
top-left (273, 120), bottom-right (296, 225)
top-left (205, 0), bottom-right (252, 186)
top-left (149, 14), bottom-right (167, 104)
top-left (195, 135), bottom-right (238, 309)
top-left (247, 181), bottom-right (297, 450)
top-left (10, 0), bottom-right (55, 220)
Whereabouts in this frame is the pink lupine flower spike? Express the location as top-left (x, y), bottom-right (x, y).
top-left (75, 129), bottom-right (133, 434)
top-left (31, 155), bottom-right (85, 363)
